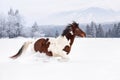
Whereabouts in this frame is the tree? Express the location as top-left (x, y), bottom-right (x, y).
top-left (0, 15), bottom-right (7, 38)
top-left (116, 23), bottom-right (120, 37)
top-left (106, 29), bottom-right (112, 37)
top-left (86, 24), bottom-right (92, 37)
top-left (8, 8), bottom-right (14, 16)
top-left (96, 24), bottom-right (104, 37)
top-left (90, 21), bottom-right (97, 37)
top-left (112, 24), bottom-right (118, 37)
top-left (6, 9), bottom-right (23, 38)
top-left (85, 22), bottom-right (97, 37)
top-left (111, 23), bottom-right (120, 38)
top-left (55, 30), bottom-right (59, 38)
top-left (31, 22), bottom-right (39, 37)
top-left (31, 22), bottom-right (45, 38)
top-left (14, 10), bottom-right (23, 37)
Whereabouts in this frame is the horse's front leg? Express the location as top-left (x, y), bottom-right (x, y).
top-left (55, 51), bottom-right (69, 61)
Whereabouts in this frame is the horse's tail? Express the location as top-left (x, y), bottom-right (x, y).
top-left (10, 41), bottom-right (33, 59)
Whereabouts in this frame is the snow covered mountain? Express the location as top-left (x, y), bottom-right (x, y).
top-left (48, 7), bottom-right (120, 24)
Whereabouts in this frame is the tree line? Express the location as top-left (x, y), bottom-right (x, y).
top-left (0, 9), bottom-right (45, 38)
top-left (0, 9), bottom-right (120, 38)
top-left (86, 22), bottom-right (120, 38)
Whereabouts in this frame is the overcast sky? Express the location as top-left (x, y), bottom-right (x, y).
top-left (1, 0), bottom-right (120, 25)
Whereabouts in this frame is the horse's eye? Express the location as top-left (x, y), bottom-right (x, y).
top-left (76, 28), bottom-right (79, 31)
top-left (69, 27), bottom-right (72, 30)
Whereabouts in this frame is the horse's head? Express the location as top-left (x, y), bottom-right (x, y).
top-left (62, 21), bottom-right (86, 38)
top-left (70, 21), bottom-right (86, 37)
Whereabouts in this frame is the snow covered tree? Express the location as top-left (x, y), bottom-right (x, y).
top-left (86, 24), bottom-right (92, 37)
top-left (116, 23), bottom-right (120, 37)
top-left (14, 10), bottom-right (23, 37)
top-left (8, 8), bottom-right (14, 16)
top-left (31, 22), bottom-right (45, 38)
top-left (0, 15), bottom-right (7, 38)
top-left (31, 22), bottom-right (39, 37)
top-left (55, 30), bottom-right (59, 38)
top-left (96, 24), bottom-right (104, 37)
top-left (85, 22), bottom-right (97, 37)
top-left (90, 21), bottom-right (97, 37)
top-left (111, 24), bottom-right (118, 37)
top-left (6, 9), bottom-right (23, 38)
top-left (106, 29), bottom-right (112, 37)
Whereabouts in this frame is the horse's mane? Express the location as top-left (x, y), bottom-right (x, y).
top-left (62, 24), bottom-right (72, 36)
top-left (62, 22), bottom-right (79, 36)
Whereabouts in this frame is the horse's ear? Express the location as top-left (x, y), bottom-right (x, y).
top-left (68, 24), bottom-right (72, 26)
top-left (73, 21), bottom-right (76, 23)
top-left (72, 21), bottom-right (79, 27)
top-left (69, 26), bottom-right (72, 30)
top-left (68, 24), bottom-right (72, 30)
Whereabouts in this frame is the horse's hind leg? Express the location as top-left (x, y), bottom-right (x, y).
top-left (34, 39), bottom-right (45, 53)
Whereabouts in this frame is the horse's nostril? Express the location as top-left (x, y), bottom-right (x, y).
top-left (82, 34), bottom-right (86, 37)
top-left (84, 34), bottom-right (86, 37)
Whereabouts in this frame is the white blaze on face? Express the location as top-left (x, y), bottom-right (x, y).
top-left (70, 31), bottom-right (73, 35)
top-left (48, 36), bottom-right (70, 58)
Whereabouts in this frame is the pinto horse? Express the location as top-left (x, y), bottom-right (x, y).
top-left (10, 22), bottom-right (86, 60)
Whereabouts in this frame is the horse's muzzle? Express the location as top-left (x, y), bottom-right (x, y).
top-left (81, 33), bottom-right (86, 37)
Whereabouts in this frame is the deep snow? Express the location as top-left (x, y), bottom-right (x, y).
top-left (0, 38), bottom-right (120, 80)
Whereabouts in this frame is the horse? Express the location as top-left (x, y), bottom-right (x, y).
top-left (10, 21), bottom-right (86, 60)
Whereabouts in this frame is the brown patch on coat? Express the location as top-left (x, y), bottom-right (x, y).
top-left (34, 38), bottom-right (52, 56)
top-left (63, 45), bottom-right (71, 54)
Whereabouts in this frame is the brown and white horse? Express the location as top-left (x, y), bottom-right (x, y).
top-left (10, 22), bottom-right (86, 60)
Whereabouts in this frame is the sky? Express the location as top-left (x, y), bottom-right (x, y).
top-left (1, 0), bottom-right (120, 25)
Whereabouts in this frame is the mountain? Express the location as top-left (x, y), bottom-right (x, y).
top-left (47, 7), bottom-right (120, 24)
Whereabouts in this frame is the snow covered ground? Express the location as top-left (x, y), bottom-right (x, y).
top-left (0, 38), bottom-right (120, 80)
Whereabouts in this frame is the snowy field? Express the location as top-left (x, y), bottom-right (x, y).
top-left (0, 38), bottom-right (120, 80)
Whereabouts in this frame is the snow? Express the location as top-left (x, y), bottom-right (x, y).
top-left (0, 38), bottom-right (120, 80)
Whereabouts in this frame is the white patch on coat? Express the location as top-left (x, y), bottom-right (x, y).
top-left (70, 31), bottom-right (73, 35)
top-left (48, 36), bottom-right (70, 59)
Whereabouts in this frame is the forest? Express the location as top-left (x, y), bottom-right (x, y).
top-left (0, 9), bottom-right (120, 38)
